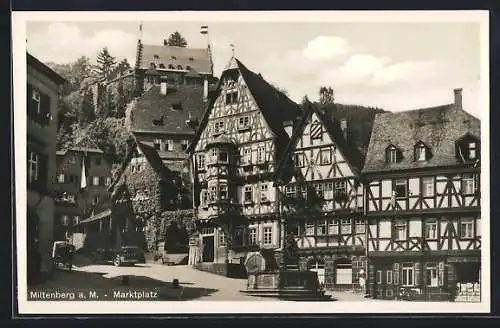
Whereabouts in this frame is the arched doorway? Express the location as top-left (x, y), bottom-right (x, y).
top-left (335, 257), bottom-right (353, 286)
top-left (308, 258), bottom-right (325, 287)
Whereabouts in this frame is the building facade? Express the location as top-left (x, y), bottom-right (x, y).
top-left (26, 53), bottom-right (66, 280)
top-left (129, 37), bottom-right (218, 175)
top-left (362, 89), bottom-right (481, 302)
top-left (187, 57), bottom-right (301, 267)
top-left (275, 102), bottom-right (380, 292)
top-left (53, 143), bottom-right (113, 242)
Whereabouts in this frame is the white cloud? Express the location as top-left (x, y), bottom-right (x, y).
top-left (28, 22), bottom-right (137, 64)
top-left (302, 36), bottom-right (351, 61)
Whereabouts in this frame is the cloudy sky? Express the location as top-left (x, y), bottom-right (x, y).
top-left (26, 17), bottom-right (483, 118)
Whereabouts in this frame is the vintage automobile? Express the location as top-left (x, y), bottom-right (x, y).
top-left (91, 246), bottom-right (146, 267)
top-left (52, 241), bottom-right (76, 271)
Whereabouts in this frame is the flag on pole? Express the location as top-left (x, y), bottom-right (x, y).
top-left (200, 25), bottom-right (208, 34)
top-left (80, 154), bottom-right (87, 190)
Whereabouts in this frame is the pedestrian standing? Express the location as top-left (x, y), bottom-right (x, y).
top-left (359, 269), bottom-right (366, 295)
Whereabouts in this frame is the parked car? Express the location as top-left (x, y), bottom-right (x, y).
top-left (52, 241), bottom-right (75, 271)
top-left (91, 246), bottom-right (146, 267)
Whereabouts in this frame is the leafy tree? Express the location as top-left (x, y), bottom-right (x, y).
top-left (114, 81), bottom-right (127, 118)
top-left (94, 47), bottom-right (117, 79)
top-left (166, 31), bottom-right (188, 47)
top-left (319, 86), bottom-right (335, 105)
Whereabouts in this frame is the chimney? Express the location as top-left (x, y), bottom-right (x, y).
top-left (340, 119), bottom-right (347, 140)
top-left (203, 78), bottom-right (209, 101)
top-left (160, 79), bottom-right (168, 96)
top-left (454, 88), bottom-right (463, 110)
top-left (282, 120), bottom-right (293, 138)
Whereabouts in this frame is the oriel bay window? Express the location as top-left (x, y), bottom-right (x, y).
top-left (244, 185), bottom-right (253, 203)
top-left (305, 221), bottom-right (315, 236)
top-left (263, 227), bottom-right (273, 245)
top-left (340, 219), bottom-right (352, 234)
top-left (248, 228), bottom-right (257, 245)
top-left (317, 220), bottom-right (327, 235)
top-left (328, 219), bottom-right (339, 234)
top-left (260, 184), bottom-right (269, 202)
top-left (219, 184), bottom-right (228, 200)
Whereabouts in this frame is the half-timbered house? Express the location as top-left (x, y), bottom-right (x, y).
top-left (275, 101), bottom-right (381, 291)
top-left (187, 57), bottom-right (302, 271)
top-left (362, 88), bottom-right (481, 301)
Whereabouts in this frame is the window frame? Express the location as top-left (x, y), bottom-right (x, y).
top-left (425, 265), bottom-right (439, 287)
top-left (294, 152), bottom-right (305, 167)
top-left (421, 177), bottom-right (435, 197)
top-left (401, 263), bottom-right (415, 287)
top-left (248, 228), bottom-right (257, 245)
top-left (92, 176), bottom-right (100, 186)
top-left (394, 179), bottom-right (408, 199)
top-left (218, 151), bottom-right (229, 163)
top-left (328, 219), bottom-right (339, 235)
top-left (257, 146), bottom-right (266, 163)
top-left (57, 173), bottom-right (65, 183)
top-left (320, 148), bottom-right (332, 165)
top-left (415, 143), bottom-right (427, 161)
top-left (394, 221), bottom-right (407, 241)
top-left (260, 183), bottom-right (269, 202)
top-left (238, 116), bottom-right (250, 130)
top-left (32, 88), bottom-right (41, 114)
top-left (460, 219), bottom-right (474, 240)
top-left (376, 270), bottom-right (382, 284)
top-left (462, 174), bottom-right (477, 195)
top-left (244, 185), bottom-right (253, 203)
top-left (28, 151), bottom-right (39, 184)
top-left (424, 220), bottom-right (438, 240)
top-left (197, 154), bottom-right (205, 169)
top-left (386, 270), bottom-right (393, 284)
top-left (263, 227), bottom-right (273, 245)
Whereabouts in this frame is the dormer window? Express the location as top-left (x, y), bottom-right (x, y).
top-left (154, 54), bottom-right (159, 59)
top-left (186, 65), bottom-right (191, 71)
top-left (159, 63), bottom-right (165, 69)
top-left (386, 144), bottom-right (402, 164)
top-left (168, 64), bottom-right (175, 69)
top-left (468, 142), bottom-right (477, 159)
top-left (414, 141), bottom-right (431, 162)
top-left (177, 65), bottom-right (183, 70)
top-left (149, 63), bottom-right (156, 69)
top-left (456, 134), bottom-right (480, 163)
top-left (189, 57), bottom-right (194, 61)
top-left (171, 56), bottom-right (177, 60)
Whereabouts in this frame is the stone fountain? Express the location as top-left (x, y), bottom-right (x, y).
top-left (240, 233), bottom-right (331, 301)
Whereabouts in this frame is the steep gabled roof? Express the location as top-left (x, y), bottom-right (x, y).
top-left (275, 101), bottom-right (370, 183)
top-left (362, 104), bottom-right (480, 173)
top-left (108, 136), bottom-right (174, 194)
top-left (130, 85), bottom-right (205, 135)
top-left (187, 57), bottom-right (302, 158)
top-left (27, 52), bottom-right (66, 85)
top-left (138, 43), bottom-right (212, 75)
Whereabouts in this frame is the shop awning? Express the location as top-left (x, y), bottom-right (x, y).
top-left (77, 209), bottom-right (111, 225)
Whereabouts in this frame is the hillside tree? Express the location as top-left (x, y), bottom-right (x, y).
top-left (319, 86), bottom-right (335, 105)
top-left (94, 47), bottom-right (117, 79)
top-left (78, 88), bottom-right (96, 125)
top-left (166, 31), bottom-right (188, 47)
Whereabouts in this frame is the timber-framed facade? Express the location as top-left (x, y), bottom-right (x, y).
top-left (274, 102), bottom-right (379, 292)
top-left (362, 89), bottom-right (481, 302)
top-left (187, 57), bottom-right (301, 269)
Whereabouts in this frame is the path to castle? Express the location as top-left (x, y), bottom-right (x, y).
top-left (32, 254), bottom-right (370, 302)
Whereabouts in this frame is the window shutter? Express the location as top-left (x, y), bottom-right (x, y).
top-left (415, 262), bottom-right (421, 286)
top-left (393, 263), bottom-right (400, 285)
top-left (40, 93), bottom-right (51, 124)
top-left (438, 261), bottom-right (445, 287)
